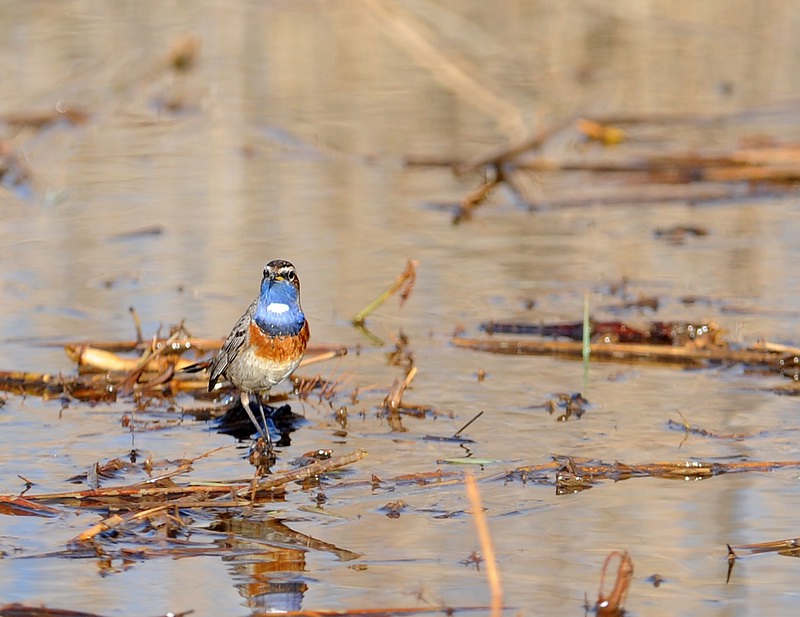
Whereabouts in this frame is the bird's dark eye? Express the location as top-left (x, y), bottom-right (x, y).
top-left (286, 270), bottom-right (296, 281)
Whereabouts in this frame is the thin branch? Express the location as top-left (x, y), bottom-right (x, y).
top-left (465, 473), bottom-right (503, 617)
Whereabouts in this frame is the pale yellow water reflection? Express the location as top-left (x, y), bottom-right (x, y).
top-left (1, 2), bottom-right (800, 616)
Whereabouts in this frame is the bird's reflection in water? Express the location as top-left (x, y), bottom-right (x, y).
top-left (210, 516), bottom-right (360, 612)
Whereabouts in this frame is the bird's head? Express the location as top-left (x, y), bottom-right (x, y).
top-left (254, 260), bottom-right (305, 335)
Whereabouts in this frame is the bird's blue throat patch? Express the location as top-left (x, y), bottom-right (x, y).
top-left (254, 279), bottom-right (305, 336)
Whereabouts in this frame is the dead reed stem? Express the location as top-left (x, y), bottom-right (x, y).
top-left (357, 0), bottom-right (527, 136)
top-left (353, 260), bottom-right (419, 327)
top-left (465, 472), bottom-right (503, 617)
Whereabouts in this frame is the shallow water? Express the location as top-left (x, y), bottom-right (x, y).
top-left (2, 2), bottom-right (800, 615)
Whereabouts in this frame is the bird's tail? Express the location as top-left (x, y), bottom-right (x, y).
top-left (178, 360), bottom-right (211, 374)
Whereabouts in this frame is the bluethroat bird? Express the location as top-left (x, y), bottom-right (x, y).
top-left (208, 259), bottom-right (309, 446)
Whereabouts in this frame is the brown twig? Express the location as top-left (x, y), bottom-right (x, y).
top-left (0, 603), bottom-right (104, 617)
top-left (667, 415), bottom-right (756, 441)
top-left (726, 544), bottom-right (737, 583)
top-left (453, 173), bottom-right (503, 224)
top-left (510, 457), bottom-right (800, 486)
top-left (298, 347), bottom-right (348, 369)
top-left (239, 449), bottom-right (368, 497)
top-left (71, 504), bottom-right (172, 543)
top-left (465, 473), bottom-right (503, 617)
top-left (25, 344), bottom-right (348, 402)
top-left (453, 336), bottom-right (791, 368)
top-left (730, 537), bottom-right (800, 557)
top-left (353, 260), bottom-right (419, 327)
top-left (0, 496), bottom-right (64, 518)
top-left (74, 453), bottom-right (365, 504)
top-left (116, 329), bottom-right (185, 396)
top-left (441, 182), bottom-right (786, 213)
top-left (129, 306), bottom-right (144, 344)
top-left (51, 336), bottom-right (343, 354)
top-left (596, 550), bottom-right (634, 616)
top-left (453, 411), bottom-right (483, 439)
top-left (456, 113), bottom-right (578, 175)
top-left (65, 345), bottom-right (188, 373)
top-left (21, 482), bottom-right (276, 507)
top-left (382, 366), bottom-right (418, 432)
top-left (275, 607), bottom-right (491, 617)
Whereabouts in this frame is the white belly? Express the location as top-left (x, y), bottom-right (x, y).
top-left (227, 346), bottom-right (302, 393)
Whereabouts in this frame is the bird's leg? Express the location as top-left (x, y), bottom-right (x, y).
top-left (256, 390), bottom-right (271, 446)
top-left (240, 391), bottom-right (271, 446)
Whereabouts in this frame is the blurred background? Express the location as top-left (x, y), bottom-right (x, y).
top-left (3, 0), bottom-right (799, 359)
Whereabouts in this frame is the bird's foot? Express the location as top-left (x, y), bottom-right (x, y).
top-left (248, 436), bottom-right (275, 475)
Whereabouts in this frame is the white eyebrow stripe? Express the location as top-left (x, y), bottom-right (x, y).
top-left (266, 302), bottom-right (289, 314)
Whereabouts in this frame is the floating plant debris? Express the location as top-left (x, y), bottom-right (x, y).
top-left (0, 326), bottom-right (347, 403)
top-left (481, 319), bottom-right (722, 346)
top-left (653, 224), bottom-right (709, 244)
top-left (502, 457), bottom-right (800, 494)
top-left (532, 392), bottom-right (590, 422)
top-left (458, 319), bottom-right (798, 369)
top-left (730, 537), bottom-right (800, 559)
top-left (411, 111), bottom-right (800, 222)
top-left (666, 417), bottom-right (764, 441)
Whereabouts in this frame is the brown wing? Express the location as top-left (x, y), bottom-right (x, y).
top-left (208, 303), bottom-right (255, 391)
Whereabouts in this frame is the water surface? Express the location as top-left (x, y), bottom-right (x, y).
top-left (1, 2), bottom-right (800, 615)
